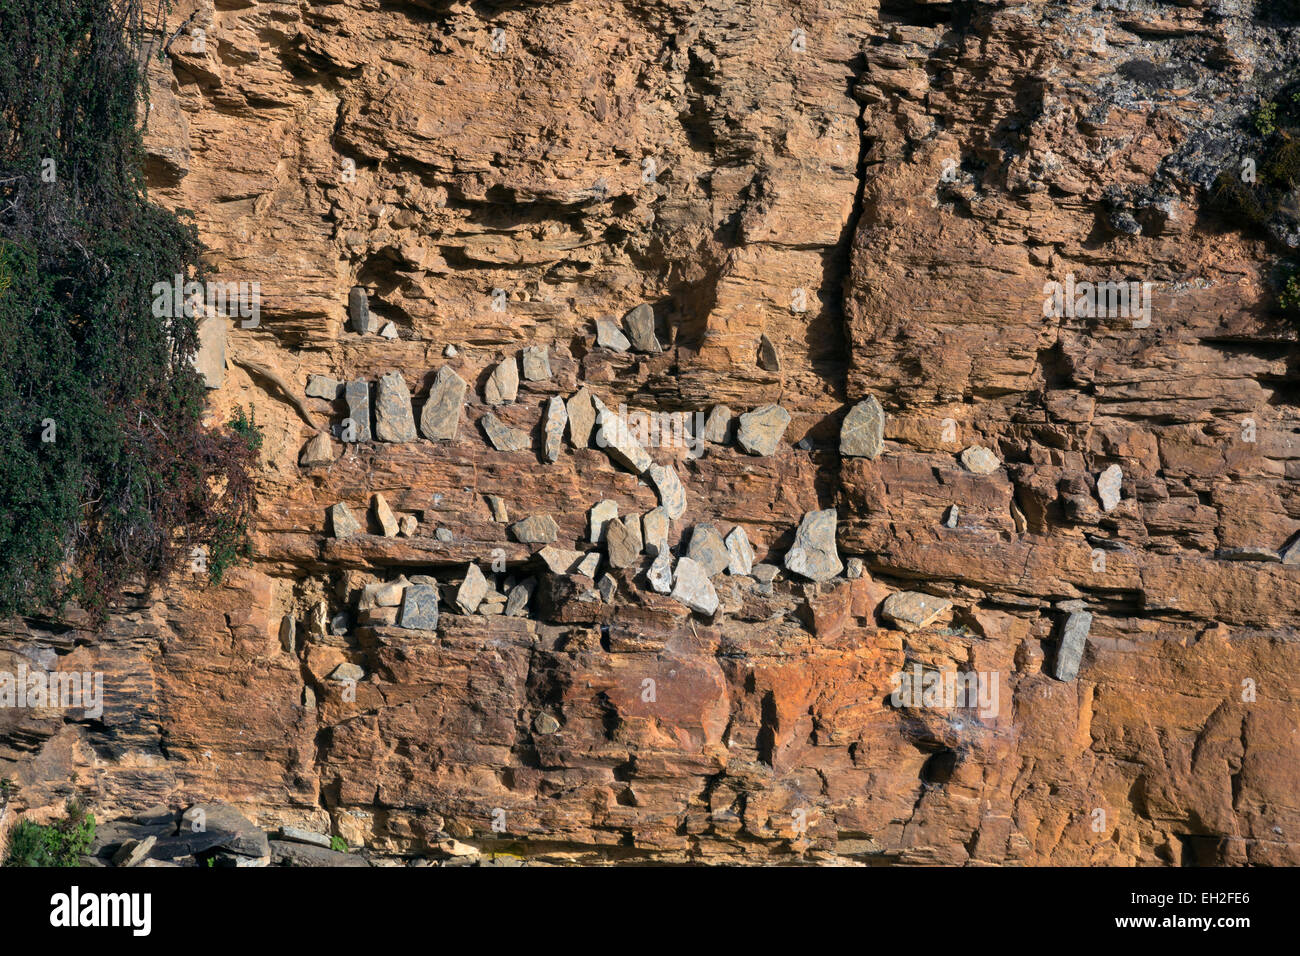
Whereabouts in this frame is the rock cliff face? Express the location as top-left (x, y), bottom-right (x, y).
top-left (3, 0), bottom-right (1300, 865)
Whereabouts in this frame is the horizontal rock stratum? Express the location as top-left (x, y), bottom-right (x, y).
top-left (2, 0), bottom-right (1299, 868)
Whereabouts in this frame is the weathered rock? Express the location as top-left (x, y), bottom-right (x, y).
top-left (329, 503), bottom-right (361, 539)
top-left (784, 509), bottom-right (843, 582)
top-left (112, 836), bottom-right (156, 867)
top-left (1097, 464), bottom-right (1123, 512)
top-left (605, 517), bottom-right (641, 568)
top-left (647, 551), bottom-right (673, 594)
top-left (278, 827), bottom-right (334, 849)
top-left (379, 321), bottom-right (398, 339)
top-left (622, 303), bottom-right (661, 352)
top-left (960, 446), bottom-right (1001, 475)
top-left (485, 355), bottom-right (519, 405)
top-left (372, 493), bottom-right (399, 537)
top-left (725, 526), bottom-right (754, 575)
top-left (533, 712), bottom-right (561, 735)
top-left (1054, 611), bottom-right (1092, 682)
top-left (686, 523), bottom-right (730, 578)
top-left (306, 374), bottom-right (342, 400)
top-left (420, 366), bottom-right (466, 441)
top-left (845, 557), bottom-right (864, 580)
top-left (269, 840), bottom-right (368, 868)
top-left (642, 508), bottom-right (670, 557)
top-left (480, 413), bottom-right (530, 452)
top-left (486, 495), bottom-right (508, 522)
top-left (648, 463), bottom-right (686, 520)
top-left (1216, 547), bottom-right (1280, 563)
top-left (595, 406), bottom-right (652, 473)
top-left (701, 405), bottom-right (733, 444)
top-left (505, 578), bottom-right (536, 617)
top-left (542, 396), bottom-right (567, 463)
top-left (397, 513), bottom-right (418, 537)
top-left (521, 345), bottom-right (551, 381)
top-left (757, 333), bottom-right (780, 371)
top-left (194, 315), bottom-right (226, 389)
top-left (671, 557), bottom-right (719, 615)
top-left (576, 552), bottom-right (601, 578)
top-left (840, 395), bottom-right (885, 459)
top-left (595, 318), bottom-right (630, 351)
top-left (455, 563), bottom-right (489, 614)
top-left (374, 372), bottom-right (417, 442)
top-left (538, 547), bottom-right (583, 575)
top-left (880, 592), bottom-right (953, 631)
top-left (737, 404), bottom-right (790, 456)
top-left (597, 573), bottom-right (618, 602)
top-left (344, 379), bottom-right (371, 442)
top-left (300, 432), bottom-right (336, 467)
top-left (589, 500), bottom-right (618, 543)
top-left (566, 387), bottom-right (597, 448)
top-left (347, 286), bottom-right (369, 334)
top-left (944, 505), bottom-right (959, 529)
top-left (1281, 537), bottom-right (1300, 566)
top-left (398, 584), bottom-right (440, 630)
top-left (511, 514), bottom-right (559, 544)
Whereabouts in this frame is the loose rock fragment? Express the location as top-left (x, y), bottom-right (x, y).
top-left (845, 557), bottom-right (864, 580)
top-left (605, 517), bottom-right (641, 568)
top-left (455, 564), bottom-right (489, 614)
top-left (372, 493), bottom-right (399, 537)
top-left (374, 372), bottom-right (417, 442)
top-left (960, 446), bottom-right (1001, 475)
top-left (648, 463), bottom-right (686, 519)
top-left (420, 366), bottom-right (466, 441)
top-left (784, 509), bottom-right (843, 582)
top-left (398, 584), bottom-right (440, 630)
top-left (330, 503), bottom-right (361, 539)
top-left (1054, 610), bottom-right (1092, 681)
top-left (757, 333), bottom-right (781, 372)
top-left (737, 404), bottom-right (790, 456)
top-left (1215, 547), bottom-right (1279, 562)
top-left (398, 514), bottom-right (418, 537)
top-left (1096, 464), bottom-right (1123, 512)
top-left (511, 514), bottom-right (559, 544)
top-left (379, 321), bottom-right (398, 340)
top-left (597, 574), bottom-right (618, 602)
top-left (595, 318), bottom-right (631, 351)
top-left (505, 578), bottom-right (536, 616)
top-left (642, 507), bottom-right (670, 557)
top-left (521, 346), bottom-right (552, 381)
top-left (347, 286), bottom-right (369, 334)
top-left (648, 551), bottom-right (674, 594)
top-left (331, 662), bottom-right (364, 682)
top-left (881, 591), bottom-right (953, 630)
top-left (487, 495), bottom-right (508, 522)
top-left (701, 405), bottom-right (733, 444)
top-left (300, 432), bottom-right (336, 467)
top-left (595, 406), bottom-right (652, 473)
top-left (1281, 537), bottom-right (1300, 566)
top-left (485, 355), bottom-right (519, 405)
top-left (480, 413), bottom-right (530, 452)
top-left (567, 387), bottom-right (597, 448)
top-left (538, 547), bottom-right (584, 574)
top-left (589, 500), bottom-right (619, 543)
top-left (687, 523), bottom-right (730, 577)
top-left (725, 526), bottom-right (754, 575)
top-left (306, 375), bottom-right (342, 400)
top-left (344, 380), bottom-right (371, 442)
top-left (840, 395), bottom-right (885, 459)
top-left (944, 505), bottom-right (959, 528)
top-left (671, 557), bottom-right (719, 615)
top-left (576, 552), bottom-right (601, 578)
top-left (543, 396), bottom-right (567, 463)
top-left (622, 303), bottom-right (661, 353)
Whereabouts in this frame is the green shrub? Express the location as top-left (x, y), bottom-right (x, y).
top-left (3, 800), bottom-right (96, 867)
top-left (0, 0), bottom-right (257, 621)
top-left (330, 836), bottom-right (348, 853)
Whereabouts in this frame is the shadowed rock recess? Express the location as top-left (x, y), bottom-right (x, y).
top-left (3, 0), bottom-right (1300, 867)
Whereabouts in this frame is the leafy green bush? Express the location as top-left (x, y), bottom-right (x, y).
top-left (3, 800), bottom-right (96, 867)
top-left (0, 0), bottom-right (258, 621)
top-left (330, 835), bottom-right (348, 853)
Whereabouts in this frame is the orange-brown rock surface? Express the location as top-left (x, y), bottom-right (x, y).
top-left (3, 0), bottom-right (1299, 865)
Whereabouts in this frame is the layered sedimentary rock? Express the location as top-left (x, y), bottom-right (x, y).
top-left (2, 0), bottom-right (1299, 867)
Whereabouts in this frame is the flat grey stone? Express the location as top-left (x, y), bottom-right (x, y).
top-left (701, 406), bottom-right (733, 444)
top-left (344, 379), bottom-right (371, 442)
top-left (180, 804), bottom-right (268, 859)
top-left (648, 463), bottom-right (686, 519)
top-left (372, 493), bottom-right (399, 537)
top-left (1097, 464), bottom-right (1123, 512)
top-left (944, 505), bottom-right (959, 528)
top-left (543, 396), bottom-right (567, 463)
top-left (506, 578), bottom-right (536, 616)
top-left (757, 333), bottom-right (780, 371)
top-left (576, 552), bottom-right (601, 578)
top-left (605, 517), bottom-right (641, 568)
top-left (379, 321), bottom-right (398, 339)
top-left (511, 514), bottom-right (559, 544)
top-left (1281, 537), bottom-right (1300, 566)
top-left (533, 713), bottom-right (561, 735)
top-left (598, 573), bottom-right (618, 602)
top-left (687, 523), bottom-right (730, 577)
top-left (1054, 611), bottom-right (1092, 681)
top-left (737, 404), bottom-right (790, 456)
top-left (671, 557), bottom-right (719, 615)
top-left (538, 547), bottom-right (584, 574)
top-left (330, 503), bottom-right (361, 539)
top-left (1216, 547), bottom-right (1280, 562)
top-left (485, 355), bottom-right (519, 405)
top-left (595, 318), bottom-right (631, 351)
top-left (595, 406), bottom-right (652, 473)
top-left (112, 836), bottom-right (156, 867)
top-left (622, 303), bottom-right (661, 353)
top-left (841, 395), bottom-right (885, 459)
top-left (269, 840), bottom-right (369, 867)
top-left (648, 551), bottom-right (674, 594)
top-left (347, 286), bottom-right (369, 334)
top-left (455, 563), bottom-right (489, 614)
top-left (300, 432), bottom-right (335, 467)
top-left (480, 413), bottom-right (530, 452)
top-left (398, 583), bottom-right (440, 630)
top-left (725, 526), bottom-right (754, 575)
top-left (642, 507), bottom-right (670, 557)
top-left (420, 366), bottom-right (466, 441)
top-left (960, 446), bottom-right (1001, 475)
top-left (589, 500), bottom-right (619, 543)
top-left (278, 827), bottom-right (333, 849)
top-left (521, 346), bottom-right (552, 381)
top-left (567, 387), bottom-right (597, 448)
top-left (880, 591), bottom-right (952, 630)
top-left (784, 509), bottom-right (843, 582)
top-left (374, 372), bottom-right (417, 442)
top-left (306, 375), bottom-right (342, 400)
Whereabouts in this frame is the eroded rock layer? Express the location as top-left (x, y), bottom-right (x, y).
top-left (3, 0), bottom-right (1299, 865)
